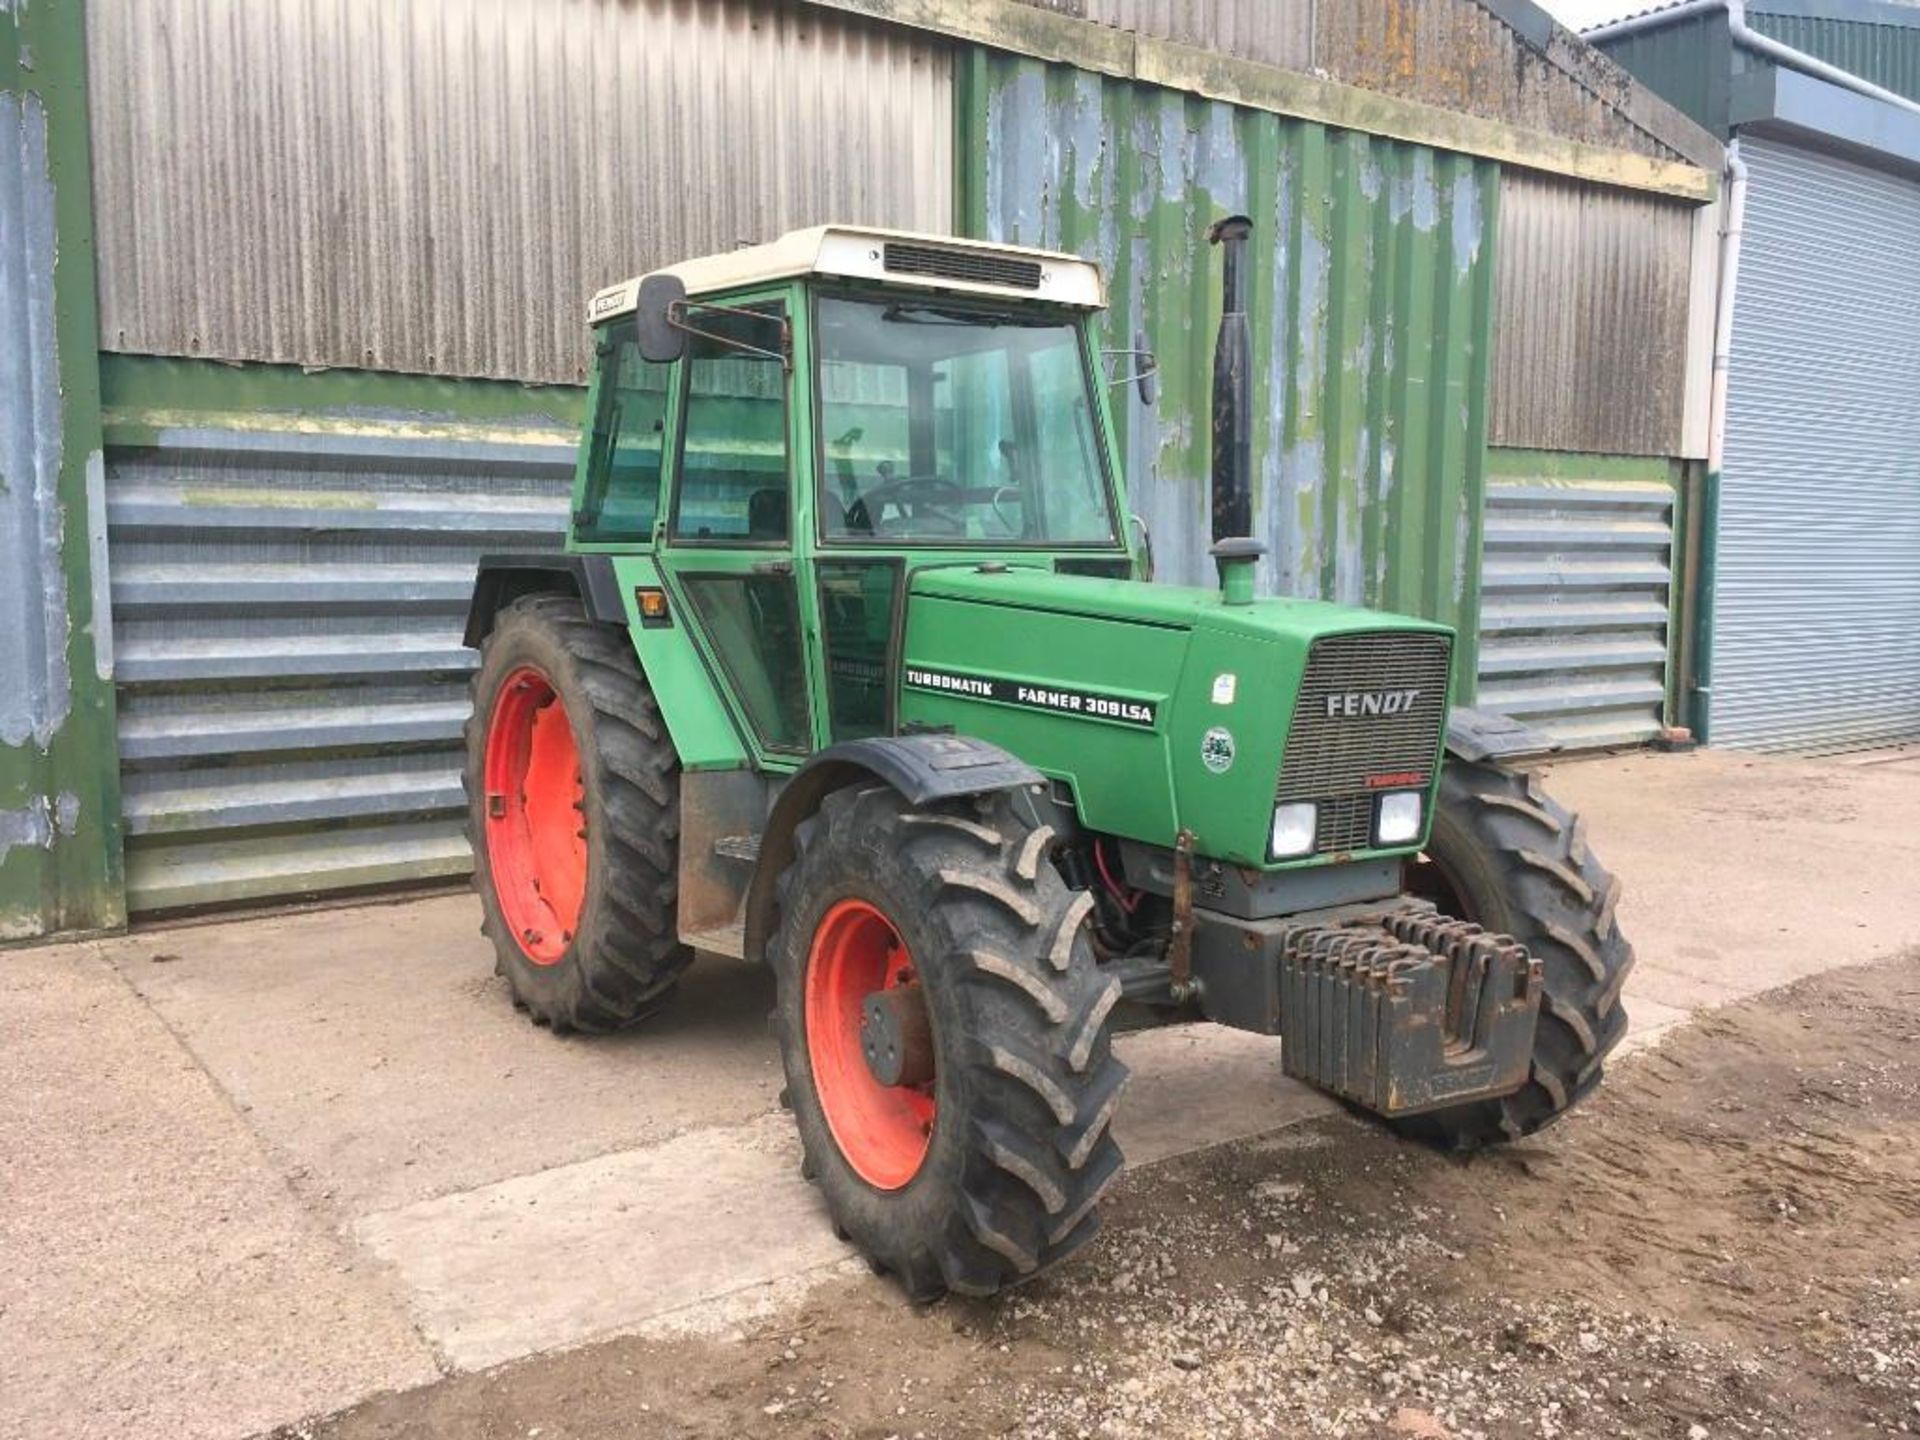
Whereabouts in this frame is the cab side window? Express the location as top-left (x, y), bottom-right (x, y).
top-left (575, 319), bottom-right (671, 543)
top-left (671, 302), bottom-right (790, 544)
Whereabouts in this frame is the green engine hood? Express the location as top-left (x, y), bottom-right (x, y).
top-left (896, 566), bottom-right (1454, 868)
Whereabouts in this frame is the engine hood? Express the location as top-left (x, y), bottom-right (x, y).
top-left (906, 565), bottom-right (1449, 648)
top-left (898, 565), bottom-right (1455, 868)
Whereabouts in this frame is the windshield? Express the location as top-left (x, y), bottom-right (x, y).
top-left (814, 294), bottom-right (1119, 546)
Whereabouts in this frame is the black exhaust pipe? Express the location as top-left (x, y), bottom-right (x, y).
top-left (1207, 215), bottom-right (1263, 604)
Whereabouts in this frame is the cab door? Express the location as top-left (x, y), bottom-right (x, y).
top-left (655, 291), bottom-right (816, 766)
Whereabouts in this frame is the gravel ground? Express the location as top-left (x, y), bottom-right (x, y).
top-left (282, 948), bottom-right (1920, 1440)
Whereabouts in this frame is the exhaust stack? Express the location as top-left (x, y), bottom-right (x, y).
top-left (1206, 215), bottom-right (1264, 605)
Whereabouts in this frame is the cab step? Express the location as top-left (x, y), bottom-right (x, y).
top-left (679, 921), bottom-right (747, 960)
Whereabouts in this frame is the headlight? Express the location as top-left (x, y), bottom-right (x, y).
top-left (1375, 791), bottom-right (1424, 846)
top-left (1270, 802), bottom-right (1317, 859)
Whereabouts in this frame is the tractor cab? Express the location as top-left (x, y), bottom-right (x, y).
top-left (568, 228), bottom-right (1136, 763)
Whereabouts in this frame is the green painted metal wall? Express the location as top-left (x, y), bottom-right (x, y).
top-left (955, 50), bottom-right (1498, 701)
top-left (1, 0), bottom-right (125, 940)
top-left (1749, 7), bottom-right (1920, 103)
top-left (1598, 8), bottom-right (1920, 140)
top-left (1595, 14), bottom-right (1738, 138)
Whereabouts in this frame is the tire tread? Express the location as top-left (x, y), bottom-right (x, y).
top-left (769, 787), bottom-right (1127, 1300)
top-left (465, 595), bottom-right (691, 1034)
top-left (1400, 756), bottom-right (1634, 1148)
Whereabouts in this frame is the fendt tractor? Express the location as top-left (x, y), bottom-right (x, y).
top-left (462, 218), bottom-right (1633, 1300)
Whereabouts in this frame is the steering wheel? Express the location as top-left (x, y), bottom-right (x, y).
top-left (858, 473), bottom-right (968, 532)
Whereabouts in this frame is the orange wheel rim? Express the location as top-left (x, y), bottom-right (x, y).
top-left (483, 666), bottom-right (587, 964)
top-left (804, 899), bottom-right (935, 1190)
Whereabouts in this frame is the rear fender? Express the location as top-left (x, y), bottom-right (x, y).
top-left (467, 553), bottom-right (748, 772)
top-left (464, 554), bottom-right (626, 649)
top-left (741, 735), bottom-right (1044, 963)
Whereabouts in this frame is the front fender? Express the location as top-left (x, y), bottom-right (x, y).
top-left (741, 735), bottom-right (1043, 963)
top-left (1445, 706), bottom-right (1563, 765)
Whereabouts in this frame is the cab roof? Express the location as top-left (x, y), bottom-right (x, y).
top-left (587, 226), bottom-right (1106, 323)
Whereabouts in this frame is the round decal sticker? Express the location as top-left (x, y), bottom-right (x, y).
top-left (1201, 726), bottom-right (1236, 775)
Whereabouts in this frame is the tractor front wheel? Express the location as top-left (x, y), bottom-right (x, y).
top-left (465, 594), bottom-right (690, 1032)
top-left (1400, 756), bottom-right (1635, 1147)
top-left (769, 784), bottom-right (1127, 1300)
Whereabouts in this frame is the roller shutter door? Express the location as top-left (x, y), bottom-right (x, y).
top-left (1477, 455), bottom-right (1676, 751)
top-left (107, 420), bottom-right (574, 914)
top-left (1710, 138), bottom-right (1920, 751)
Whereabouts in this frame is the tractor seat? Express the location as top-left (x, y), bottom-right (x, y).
top-left (747, 488), bottom-right (788, 541)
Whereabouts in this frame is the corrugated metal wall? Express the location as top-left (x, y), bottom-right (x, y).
top-left (1315, 0), bottom-right (1689, 161)
top-left (1006, 0), bottom-right (1707, 167)
top-left (1710, 137), bottom-right (1920, 752)
top-left (1489, 170), bottom-right (1694, 457)
top-left (103, 365), bottom-right (579, 912)
top-left (0, 85), bottom-right (77, 938)
top-left (960, 50), bottom-right (1498, 699)
top-left (1749, 6), bottom-right (1920, 103)
top-left (1479, 450), bottom-right (1676, 749)
top-left (86, 0), bottom-right (953, 387)
top-left (81, 0), bottom-right (953, 912)
top-left (1591, 11), bottom-right (1749, 138)
top-left (0, 3), bottom-right (125, 941)
top-left (1005, 0), bottom-right (1312, 69)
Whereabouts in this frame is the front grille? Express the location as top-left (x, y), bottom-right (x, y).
top-left (1275, 632), bottom-right (1452, 857)
top-left (883, 242), bottom-right (1042, 291)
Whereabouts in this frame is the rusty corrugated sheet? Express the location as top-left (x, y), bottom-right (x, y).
top-left (1316, 0), bottom-right (1689, 162)
top-left (960, 50), bottom-right (1498, 701)
top-left (1489, 169), bottom-right (1694, 456)
top-left (86, 0), bottom-right (953, 387)
top-left (1004, 0), bottom-right (1311, 69)
top-left (1004, 0), bottom-right (1712, 169)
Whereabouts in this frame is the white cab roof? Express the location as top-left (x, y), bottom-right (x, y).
top-left (588, 226), bottom-right (1106, 322)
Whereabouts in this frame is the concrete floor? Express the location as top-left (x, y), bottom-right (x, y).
top-left (4, 745), bottom-right (1917, 1438)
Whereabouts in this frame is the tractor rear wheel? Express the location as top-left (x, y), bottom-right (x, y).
top-left (1399, 756), bottom-right (1635, 1147)
top-left (465, 594), bottom-right (691, 1032)
top-left (769, 784), bottom-right (1128, 1300)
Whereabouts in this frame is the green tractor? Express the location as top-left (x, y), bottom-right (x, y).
top-left (462, 219), bottom-right (1633, 1300)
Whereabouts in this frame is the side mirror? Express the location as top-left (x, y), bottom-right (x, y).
top-left (1135, 329), bottom-right (1160, 408)
top-left (635, 274), bottom-right (687, 364)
